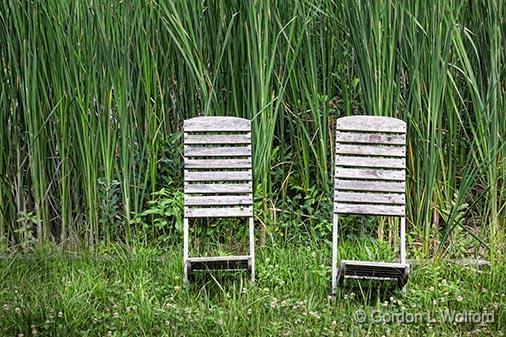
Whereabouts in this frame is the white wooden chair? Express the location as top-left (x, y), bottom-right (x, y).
top-left (331, 116), bottom-right (409, 294)
top-left (183, 116), bottom-right (255, 283)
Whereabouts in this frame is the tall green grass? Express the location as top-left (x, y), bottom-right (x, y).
top-left (0, 0), bottom-right (504, 257)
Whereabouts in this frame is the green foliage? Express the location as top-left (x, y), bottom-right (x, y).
top-left (0, 245), bottom-right (505, 336)
top-left (132, 188), bottom-right (184, 244)
top-left (0, 0), bottom-right (504, 258)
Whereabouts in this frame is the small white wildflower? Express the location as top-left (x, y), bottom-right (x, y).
top-left (456, 295), bottom-right (463, 302)
top-left (57, 311), bottom-right (63, 318)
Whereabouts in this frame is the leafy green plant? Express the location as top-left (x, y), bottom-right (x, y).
top-left (132, 188), bottom-right (184, 243)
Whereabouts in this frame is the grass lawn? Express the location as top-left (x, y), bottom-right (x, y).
top-left (0, 243), bottom-right (504, 337)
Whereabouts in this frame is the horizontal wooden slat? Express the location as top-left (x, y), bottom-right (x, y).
top-left (185, 207), bottom-right (253, 218)
top-left (185, 195), bottom-right (253, 206)
top-left (184, 146), bottom-right (251, 157)
top-left (336, 116), bottom-right (406, 133)
top-left (334, 203), bottom-right (405, 216)
top-left (184, 133), bottom-right (251, 145)
top-left (335, 168), bottom-right (405, 181)
top-left (334, 191), bottom-right (405, 204)
top-left (184, 117), bottom-right (250, 132)
top-left (336, 131), bottom-right (405, 145)
top-left (187, 255), bottom-right (251, 263)
top-left (185, 159), bottom-right (251, 169)
top-left (335, 156), bottom-right (405, 169)
top-left (184, 183), bottom-right (252, 194)
top-left (185, 170), bottom-right (252, 182)
top-left (335, 180), bottom-right (405, 192)
top-left (336, 144), bottom-right (405, 157)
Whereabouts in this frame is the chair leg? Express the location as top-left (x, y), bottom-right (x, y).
top-left (331, 214), bottom-right (339, 295)
top-left (183, 218), bottom-right (189, 284)
top-left (400, 217), bottom-right (406, 264)
top-left (249, 217), bottom-right (255, 283)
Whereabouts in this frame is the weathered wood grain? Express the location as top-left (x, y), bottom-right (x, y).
top-left (335, 168), bottom-right (405, 181)
top-left (336, 131), bottom-right (405, 145)
top-left (184, 183), bottom-right (252, 194)
top-left (336, 116), bottom-right (406, 133)
top-left (336, 144), bottom-right (405, 157)
top-left (185, 170), bottom-right (252, 182)
top-left (334, 203), bottom-right (405, 216)
top-left (336, 156), bottom-right (405, 169)
top-left (185, 159), bottom-right (252, 169)
top-left (185, 206), bottom-right (253, 218)
top-left (184, 146), bottom-right (251, 157)
top-left (184, 133), bottom-right (251, 145)
top-left (184, 117), bottom-right (251, 132)
top-left (335, 180), bottom-right (405, 192)
top-left (334, 191), bottom-right (405, 204)
top-left (185, 195), bottom-right (253, 206)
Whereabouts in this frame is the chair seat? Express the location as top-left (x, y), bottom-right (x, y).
top-left (187, 255), bottom-right (252, 273)
top-left (338, 260), bottom-right (409, 287)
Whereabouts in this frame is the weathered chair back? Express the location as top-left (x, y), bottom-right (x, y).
top-left (183, 116), bottom-right (255, 282)
top-left (334, 116), bottom-right (406, 217)
top-left (184, 117), bottom-right (253, 218)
